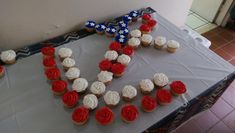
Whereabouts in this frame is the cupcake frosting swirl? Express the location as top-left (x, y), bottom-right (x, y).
top-left (128, 37), bottom-right (141, 47)
top-left (0, 50), bottom-right (16, 62)
top-left (141, 34), bottom-right (153, 43)
top-left (62, 91), bottom-right (79, 107)
top-left (117, 54), bottom-right (131, 66)
top-left (153, 73), bottom-right (169, 87)
top-left (97, 71), bottom-right (113, 83)
top-left (140, 79), bottom-right (154, 92)
top-left (72, 106), bottom-right (89, 123)
top-left (155, 36), bottom-right (166, 46)
top-left (122, 85), bottom-right (137, 99)
top-left (72, 78), bottom-right (88, 93)
top-left (65, 67), bottom-right (80, 80)
top-left (95, 107), bottom-right (114, 125)
top-left (167, 40), bottom-right (180, 48)
top-left (104, 91), bottom-right (120, 105)
top-left (130, 29), bottom-right (141, 38)
top-left (121, 104), bottom-right (139, 121)
top-left (104, 50), bottom-right (118, 61)
top-left (90, 81), bottom-right (106, 95)
top-left (58, 48), bottom-right (72, 58)
top-left (62, 57), bottom-right (75, 67)
top-left (83, 94), bottom-right (98, 109)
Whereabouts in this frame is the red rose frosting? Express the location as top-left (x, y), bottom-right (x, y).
top-left (62, 91), bottom-right (79, 107)
top-left (121, 104), bottom-right (139, 122)
top-left (109, 42), bottom-right (122, 52)
top-left (139, 24), bottom-right (151, 32)
top-left (99, 59), bottom-right (113, 71)
top-left (72, 106), bottom-right (89, 123)
top-left (95, 107), bottom-right (114, 125)
top-left (141, 96), bottom-right (157, 111)
top-left (147, 19), bottom-right (157, 28)
top-left (142, 14), bottom-right (151, 21)
top-left (0, 66), bottom-right (4, 73)
top-left (111, 63), bottom-right (125, 75)
top-left (156, 89), bottom-right (172, 104)
top-left (45, 68), bottom-right (61, 80)
top-left (122, 46), bottom-right (134, 56)
top-left (170, 81), bottom-right (187, 94)
top-left (41, 46), bottom-right (55, 56)
top-left (43, 57), bottom-right (56, 67)
top-left (52, 80), bottom-right (67, 92)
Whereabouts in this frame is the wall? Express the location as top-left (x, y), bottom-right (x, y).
top-left (0, 0), bottom-right (193, 50)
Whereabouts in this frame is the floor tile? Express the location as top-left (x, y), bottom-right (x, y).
top-left (176, 119), bottom-right (204, 133)
top-left (209, 43), bottom-right (219, 51)
top-left (206, 35), bottom-right (228, 48)
top-left (186, 14), bottom-right (208, 29)
top-left (221, 41), bottom-right (235, 57)
top-left (210, 98), bottom-right (233, 119)
top-left (214, 48), bottom-right (233, 61)
top-left (223, 110), bottom-right (235, 132)
top-left (222, 84), bottom-right (235, 108)
top-left (219, 30), bottom-right (235, 42)
top-left (207, 121), bottom-right (233, 133)
top-left (229, 58), bottom-right (235, 66)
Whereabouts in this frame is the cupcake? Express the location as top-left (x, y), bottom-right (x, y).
top-left (118, 28), bottom-right (129, 36)
top-left (170, 81), bottom-right (187, 96)
top-left (117, 54), bottom-right (131, 66)
top-left (121, 104), bottom-right (139, 123)
top-left (43, 57), bottom-right (56, 70)
top-left (62, 57), bottom-right (76, 71)
top-left (41, 46), bottom-right (55, 59)
top-left (153, 73), bottom-right (169, 88)
top-left (99, 59), bottom-right (113, 71)
top-left (97, 71), bottom-right (113, 85)
top-left (166, 40), bottom-right (180, 53)
top-left (95, 107), bottom-right (114, 125)
top-left (128, 37), bottom-right (141, 49)
top-left (129, 10), bottom-right (139, 22)
top-left (72, 78), bottom-right (88, 94)
top-left (122, 85), bottom-right (137, 102)
top-left (115, 34), bottom-right (128, 45)
top-left (85, 20), bottom-right (96, 32)
top-left (122, 46), bottom-right (134, 57)
top-left (154, 36), bottom-right (166, 49)
top-left (147, 19), bottom-right (157, 30)
top-left (139, 24), bottom-right (151, 34)
top-left (0, 65), bottom-right (5, 78)
top-left (156, 89), bottom-right (172, 105)
top-left (123, 15), bottom-right (132, 24)
top-left (142, 14), bottom-right (151, 23)
top-left (118, 21), bottom-right (128, 29)
top-left (58, 48), bottom-right (72, 61)
top-left (130, 29), bottom-right (141, 38)
top-left (65, 67), bottom-right (80, 82)
top-left (104, 50), bottom-right (118, 62)
top-left (83, 94), bottom-right (98, 110)
top-left (141, 96), bottom-right (157, 112)
top-left (0, 50), bottom-right (16, 64)
top-left (62, 90), bottom-right (79, 108)
top-left (104, 91), bottom-right (120, 108)
top-left (51, 80), bottom-right (67, 96)
top-left (109, 41), bottom-right (122, 53)
top-left (45, 68), bottom-right (61, 81)
top-left (111, 63), bottom-right (125, 77)
top-left (105, 26), bottom-right (116, 37)
top-left (95, 23), bottom-right (106, 35)
top-left (90, 81), bottom-right (106, 98)
top-left (141, 34), bottom-right (153, 47)
top-left (139, 79), bottom-right (154, 94)
top-left (72, 106), bottom-right (89, 125)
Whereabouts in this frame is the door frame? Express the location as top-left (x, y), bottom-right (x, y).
top-left (215, 0), bottom-right (234, 26)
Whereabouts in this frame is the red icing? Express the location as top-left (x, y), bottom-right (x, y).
top-left (122, 46), bottom-right (134, 56)
top-left (156, 89), bottom-right (172, 103)
top-left (72, 106), bottom-right (89, 123)
top-left (0, 66), bottom-right (4, 73)
top-left (45, 68), bottom-right (61, 80)
top-left (121, 104), bottom-right (139, 122)
top-left (41, 46), bottom-right (55, 56)
top-left (139, 24), bottom-right (151, 32)
top-left (147, 19), bottom-right (157, 28)
top-left (99, 59), bottom-right (113, 71)
top-left (51, 80), bottom-right (67, 92)
top-left (111, 63), bottom-right (125, 75)
top-left (109, 41), bottom-right (122, 52)
top-left (62, 91), bottom-right (79, 107)
top-left (141, 96), bottom-right (157, 111)
top-left (43, 57), bottom-right (56, 67)
top-left (170, 81), bottom-right (187, 94)
top-left (95, 107), bottom-right (114, 125)
top-left (142, 14), bottom-right (151, 21)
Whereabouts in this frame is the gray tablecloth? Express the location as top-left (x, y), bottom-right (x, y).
top-left (0, 13), bottom-right (234, 133)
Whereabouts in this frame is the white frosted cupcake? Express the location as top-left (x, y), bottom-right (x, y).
top-left (154, 36), bottom-right (166, 49)
top-left (72, 78), bottom-right (88, 94)
top-left (128, 37), bottom-right (141, 49)
top-left (139, 79), bottom-right (154, 94)
top-left (0, 50), bottom-right (16, 64)
top-left (104, 50), bottom-right (118, 61)
top-left (97, 71), bottom-right (113, 85)
top-left (104, 90), bottom-right (120, 108)
top-left (58, 48), bottom-right (72, 61)
top-left (62, 57), bottom-right (76, 71)
top-left (141, 34), bottom-right (153, 47)
top-left (166, 40), bottom-right (180, 53)
top-left (117, 54), bottom-right (131, 66)
top-left (122, 85), bottom-right (137, 102)
top-left (130, 29), bottom-right (141, 38)
top-left (90, 81), bottom-right (106, 98)
top-left (65, 67), bottom-right (80, 82)
top-left (83, 94), bottom-right (98, 110)
top-left (153, 73), bottom-right (169, 88)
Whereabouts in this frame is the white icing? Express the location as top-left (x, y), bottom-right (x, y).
top-left (90, 81), bottom-right (106, 95)
top-left (154, 36), bottom-right (166, 46)
top-left (153, 73), bottom-right (169, 87)
top-left (117, 54), bottom-right (131, 66)
top-left (0, 50), bottom-right (16, 62)
top-left (104, 91), bottom-right (120, 105)
top-left (83, 94), bottom-right (98, 109)
top-left (58, 48), bottom-right (72, 58)
top-left (130, 29), bottom-right (141, 38)
top-left (97, 71), bottom-right (113, 83)
top-left (65, 67), bottom-right (80, 80)
top-left (104, 50), bottom-right (118, 61)
top-left (128, 37), bottom-right (141, 47)
top-left (62, 57), bottom-right (75, 67)
top-left (167, 40), bottom-right (180, 48)
top-left (122, 85), bottom-right (137, 99)
top-left (72, 78), bottom-right (88, 92)
top-left (140, 79), bottom-right (154, 92)
top-left (141, 34), bottom-right (153, 43)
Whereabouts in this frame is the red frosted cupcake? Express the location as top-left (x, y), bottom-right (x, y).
top-left (141, 96), bottom-right (157, 112)
top-left (170, 81), bottom-right (187, 96)
top-left (139, 24), bottom-right (151, 34)
top-left (122, 46), bottom-right (134, 57)
top-left (156, 89), bottom-right (172, 105)
top-left (62, 90), bottom-right (79, 108)
top-left (95, 107), bottom-right (114, 125)
top-left (51, 80), bottom-right (67, 96)
top-left (45, 68), bottom-right (61, 81)
top-left (121, 104), bottom-right (139, 123)
top-left (147, 19), bottom-right (157, 30)
top-left (41, 46), bottom-right (55, 59)
top-left (142, 14), bottom-right (151, 23)
top-left (43, 57), bottom-right (56, 70)
top-left (0, 65), bottom-right (5, 78)
top-left (99, 59), bottom-right (113, 71)
top-left (109, 42), bottom-right (122, 53)
top-left (72, 106), bottom-right (89, 125)
top-left (111, 63), bottom-right (125, 77)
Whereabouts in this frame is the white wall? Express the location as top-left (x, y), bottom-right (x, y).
top-left (0, 0), bottom-right (193, 50)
